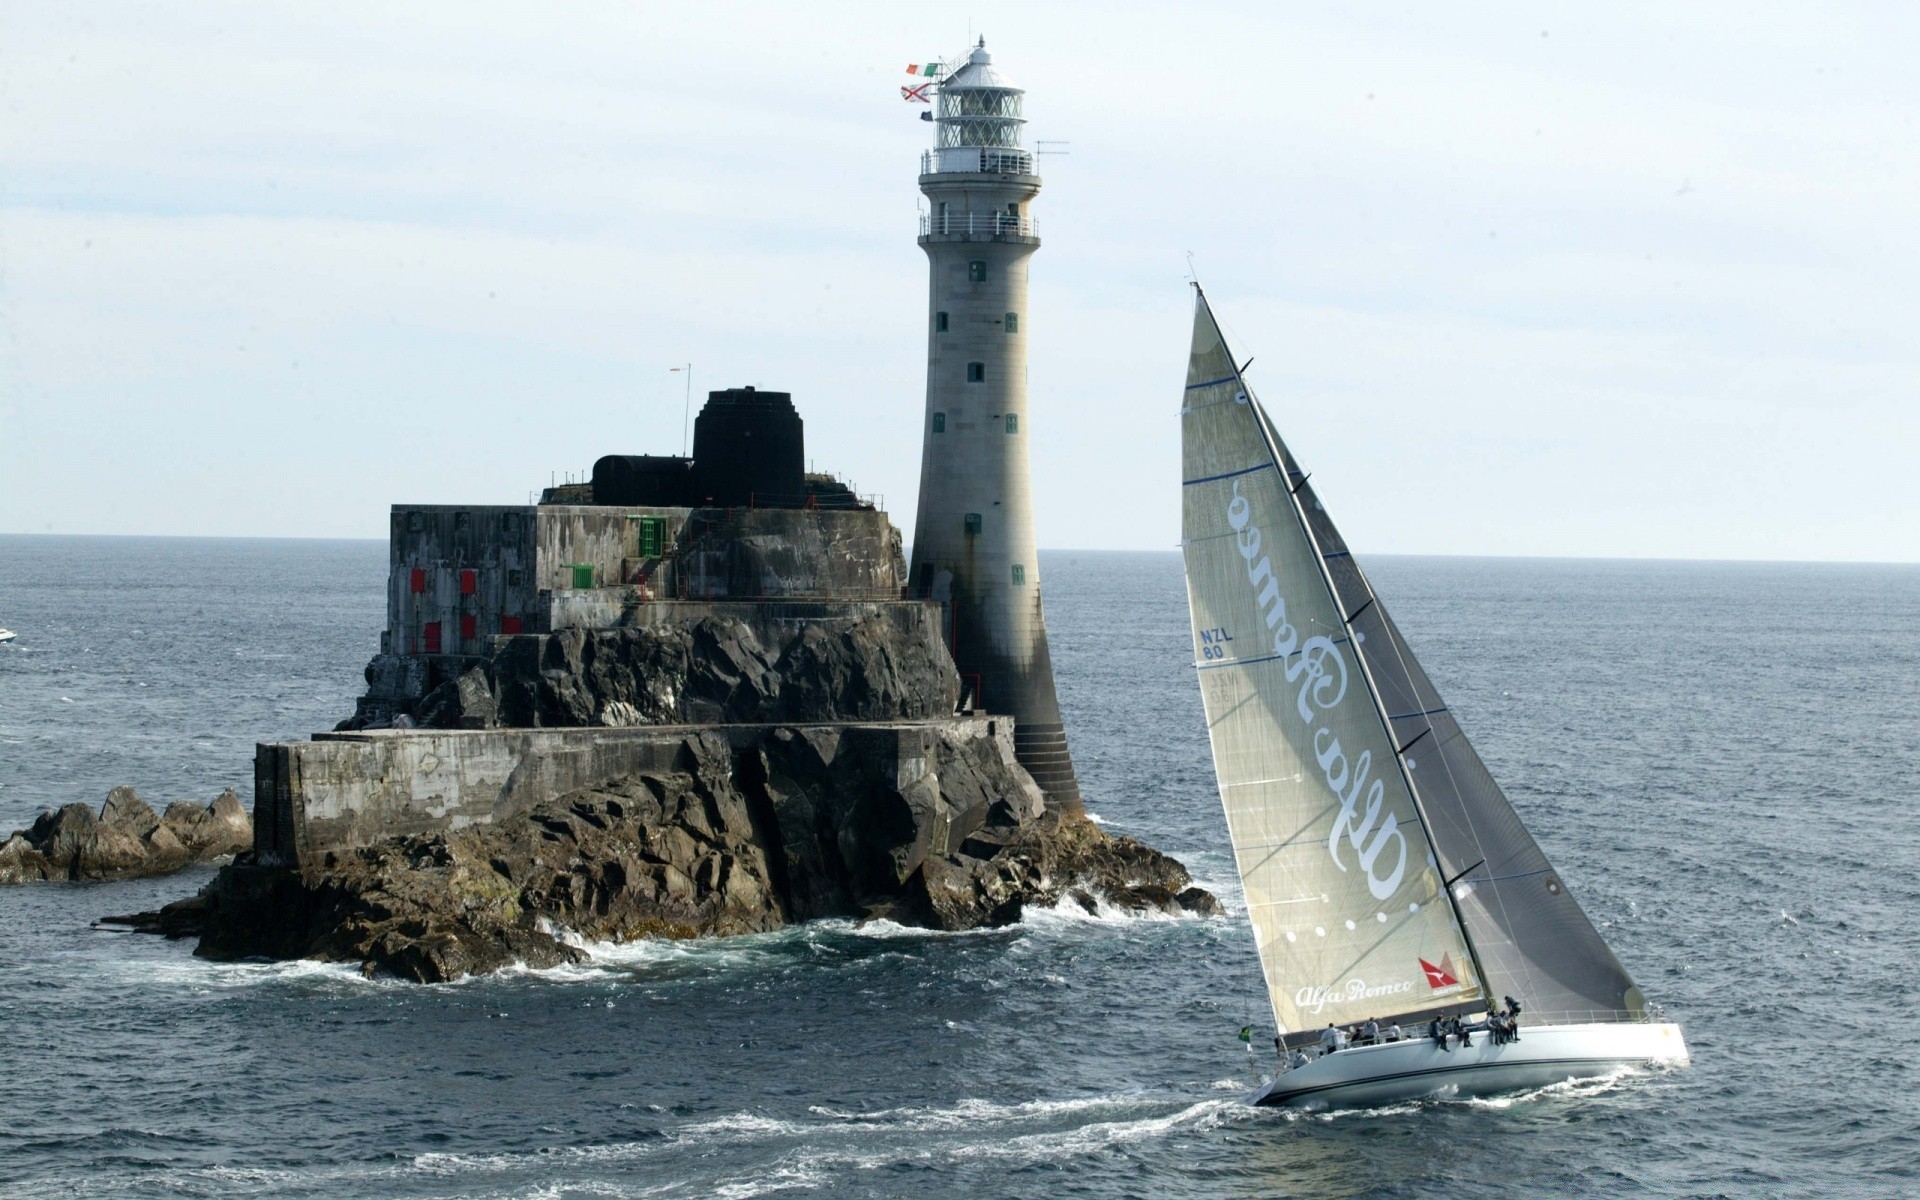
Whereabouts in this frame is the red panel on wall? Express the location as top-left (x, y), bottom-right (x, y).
top-left (500, 616), bottom-right (523, 635)
top-left (410, 568), bottom-right (426, 594)
top-left (460, 569), bottom-right (477, 596)
top-left (459, 613), bottom-right (477, 640)
top-left (423, 622), bottom-right (441, 654)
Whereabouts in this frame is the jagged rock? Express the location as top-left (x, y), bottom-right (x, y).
top-left (348, 608), bottom-right (960, 733)
top-left (0, 787), bottom-right (251, 885)
top-left (101, 787), bottom-right (160, 837)
top-left (98, 895), bottom-right (207, 938)
top-left (177, 727), bottom-right (1215, 982)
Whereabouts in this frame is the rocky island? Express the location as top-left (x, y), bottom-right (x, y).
top-left (118, 388), bottom-right (1215, 980)
top-left (0, 787), bottom-right (249, 886)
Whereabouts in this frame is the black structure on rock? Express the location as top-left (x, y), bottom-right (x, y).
top-left (592, 387), bottom-right (808, 508)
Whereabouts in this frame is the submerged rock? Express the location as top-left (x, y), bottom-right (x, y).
top-left (174, 728), bottom-right (1215, 982)
top-left (0, 787), bottom-right (249, 885)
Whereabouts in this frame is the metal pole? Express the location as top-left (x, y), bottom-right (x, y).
top-left (681, 364), bottom-right (693, 456)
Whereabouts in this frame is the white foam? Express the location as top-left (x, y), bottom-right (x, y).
top-left (1456, 1064), bottom-right (1646, 1109)
top-left (1017, 890), bottom-right (1208, 929)
top-left (804, 1091), bottom-right (1155, 1131)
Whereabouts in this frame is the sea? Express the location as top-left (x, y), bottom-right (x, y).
top-left (1, 535), bottom-right (1916, 1199)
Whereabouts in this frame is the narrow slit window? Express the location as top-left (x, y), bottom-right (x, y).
top-left (1004, 312), bottom-right (1017, 333)
top-left (1005, 413), bottom-right (1018, 434)
top-left (968, 260), bottom-right (988, 282)
top-left (932, 412), bottom-right (946, 433)
top-left (935, 311), bottom-right (949, 332)
top-left (966, 362), bottom-right (985, 383)
top-left (1011, 564), bottom-right (1026, 585)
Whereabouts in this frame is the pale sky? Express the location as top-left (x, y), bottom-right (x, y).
top-left (3, 2), bottom-right (1915, 560)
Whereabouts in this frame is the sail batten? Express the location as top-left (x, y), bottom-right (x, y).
top-left (1180, 286), bottom-right (1645, 1038)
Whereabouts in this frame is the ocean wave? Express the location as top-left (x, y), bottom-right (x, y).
top-left (803, 1090), bottom-right (1160, 1131)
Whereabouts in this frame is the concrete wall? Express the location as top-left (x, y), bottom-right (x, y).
top-left (532, 505), bottom-right (692, 595)
top-left (387, 506), bottom-right (905, 652)
top-left (388, 506), bottom-right (539, 657)
top-left (254, 717), bottom-right (1015, 867)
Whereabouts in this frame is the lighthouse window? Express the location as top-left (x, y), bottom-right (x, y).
top-left (1011, 564), bottom-right (1026, 585)
top-left (932, 412), bottom-right (946, 433)
top-left (968, 260), bottom-right (988, 282)
top-left (966, 362), bottom-right (985, 383)
top-left (964, 513), bottom-right (983, 535)
top-left (1005, 413), bottom-right (1018, 434)
top-left (1004, 312), bottom-right (1017, 333)
top-left (935, 311), bottom-right (948, 332)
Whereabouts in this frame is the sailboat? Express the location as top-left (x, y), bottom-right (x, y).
top-left (1179, 287), bottom-right (1687, 1108)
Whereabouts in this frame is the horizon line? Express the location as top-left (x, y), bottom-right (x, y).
top-left (0, 530), bottom-right (1913, 569)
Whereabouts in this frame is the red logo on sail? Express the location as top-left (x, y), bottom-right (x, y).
top-left (1420, 955), bottom-right (1460, 990)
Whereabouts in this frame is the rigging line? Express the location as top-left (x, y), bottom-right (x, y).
top-left (1239, 357), bottom-right (1254, 373)
top-left (1397, 727), bottom-right (1433, 755)
top-left (1289, 472), bottom-right (1313, 496)
top-left (1207, 296), bottom-right (1493, 1000)
top-left (1479, 866), bottom-right (1555, 884)
top-left (1346, 598), bottom-right (1376, 624)
top-left (1389, 706), bottom-right (1448, 721)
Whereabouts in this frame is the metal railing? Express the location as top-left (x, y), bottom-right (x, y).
top-left (919, 211), bottom-right (1037, 239)
top-left (920, 148), bottom-right (1035, 176)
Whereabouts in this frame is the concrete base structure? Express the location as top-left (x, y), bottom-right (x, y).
top-left (254, 717), bottom-right (1023, 869)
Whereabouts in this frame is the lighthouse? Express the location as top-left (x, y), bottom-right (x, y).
top-left (909, 41), bottom-right (1082, 814)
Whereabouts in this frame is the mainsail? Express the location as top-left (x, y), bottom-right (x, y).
top-left (1180, 288), bottom-right (1643, 1039)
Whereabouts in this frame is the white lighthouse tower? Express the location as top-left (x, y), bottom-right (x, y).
top-left (909, 40), bottom-right (1082, 814)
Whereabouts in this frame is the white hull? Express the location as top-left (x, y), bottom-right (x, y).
top-left (1253, 1021), bottom-right (1688, 1109)
top-left (0, 629), bottom-right (14, 643)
